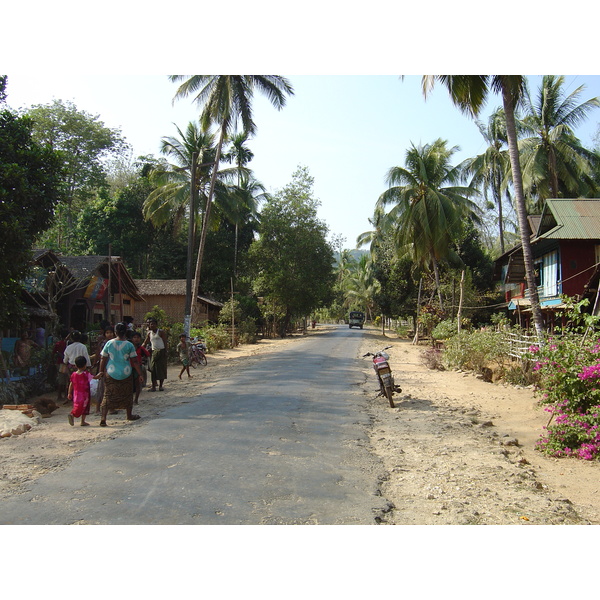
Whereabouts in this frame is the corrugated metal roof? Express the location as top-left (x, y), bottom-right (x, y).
top-left (538, 198), bottom-right (600, 239)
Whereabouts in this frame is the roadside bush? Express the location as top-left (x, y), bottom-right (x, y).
top-left (441, 330), bottom-right (508, 374)
top-left (202, 324), bottom-right (230, 352)
top-left (431, 319), bottom-right (458, 342)
top-left (396, 324), bottom-right (410, 338)
top-left (238, 318), bottom-right (258, 344)
top-left (502, 362), bottom-right (537, 387)
top-left (420, 347), bottom-right (444, 370)
top-left (529, 332), bottom-right (600, 460)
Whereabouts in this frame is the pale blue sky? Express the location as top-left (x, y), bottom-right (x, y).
top-left (5, 74), bottom-right (600, 250)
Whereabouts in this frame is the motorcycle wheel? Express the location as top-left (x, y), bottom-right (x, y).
top-left (190, 357), bottom-right (198, 368)
top-left (384, 384), bottom-right (395, 408)
top-left (199, 354), bottom-right (207, 366)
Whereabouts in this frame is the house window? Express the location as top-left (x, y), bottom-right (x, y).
top-left (542, 251), bottom-right (559, 297)
top-left (534, 260), bottom-right (543, 288)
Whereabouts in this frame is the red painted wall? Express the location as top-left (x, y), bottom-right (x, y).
top-left (560, 241), bottom-right (596, 296)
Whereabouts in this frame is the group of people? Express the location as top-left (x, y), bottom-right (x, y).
top-left (53, 318), bottom-right (170, 428)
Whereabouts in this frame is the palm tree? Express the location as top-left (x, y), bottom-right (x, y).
top-left (169, 75), bottom-right (294, 315)
top-left (461, 108), bottom-right (513, 254)
top-left (143, 121), bottom-right (239, 245)
top-left (222, 131), bottom-right (255, 172)
top-left (519, 75), bottom-right (600, 207)
top-left (344, 254), bottom-right (380, 320)
top-left (143, 121), bottom-right (214, 231)
top-left (421, 75), bottom-right (545, 339)
top-left (356, 204), bottom-right (390, 258)
top-left (221, 131), bottom-right (258, 281)
top-left (378, 138), bottom-right (480, 311)
top-left (219, 174), bottom-right (268, 280)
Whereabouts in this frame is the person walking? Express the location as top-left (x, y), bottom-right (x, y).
top-left (63, 331), bottom-right (91, 371)
top-left (67, 356), bottom-right (93, 427)
top-left (95, 322), bottom-right (143, 427)
top-left (143, 318), bottom-right (168, 392)
top-left (177, 333), bottom-right (193, 380)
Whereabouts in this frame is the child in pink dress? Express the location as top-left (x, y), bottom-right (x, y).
top-left (67, 356), bottom-right (93, 426)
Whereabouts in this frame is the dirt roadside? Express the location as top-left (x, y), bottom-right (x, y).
top-left (359, 328), bottom-right (600, 524)
top-left (1, 325), bottom-right (599, 525)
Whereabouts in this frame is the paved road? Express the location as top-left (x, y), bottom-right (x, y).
top-left (1, 325), bottom-right (389, 524)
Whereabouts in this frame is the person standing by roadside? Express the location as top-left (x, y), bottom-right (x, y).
top-left (94, 322), bottom-right (143, 427)
top-left (143, 318), bottom-right (168, 392)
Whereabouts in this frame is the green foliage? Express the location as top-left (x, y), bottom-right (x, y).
top-left (249, 166), bottom-right (335, 336)
top-left (417, 304), bottom-right (444, 336)
top-left (218, 299), bottom-right (243, 325)
top-left (144, 305), bottom-right (170, 327)
top-left (25, 99), bottom-right (129, 252)
top-left (431, 319), bottom-right (458, 341)
top-left (442, 330), bottom-right (508, 374)
top-left (396, 324), bottom-right (411, 338)
top-left (0, 108), bottom-right (63, 329)
top-left (490, 312), bottom-right (510, 329)
top-left (201, 324), bottom-right (231, 352)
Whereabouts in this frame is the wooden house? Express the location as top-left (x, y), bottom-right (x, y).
top-left (24, 251), bottom-right (143, 332)
top-left (133, 279), bottom-right (224, 326)
top-left (493, 198), bottom-right (600, 328)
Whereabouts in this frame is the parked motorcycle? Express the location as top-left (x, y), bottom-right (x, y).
top-left (363, 346), bottom-right (401, 408)
top-left (190, 338), bottom-right (208, 367)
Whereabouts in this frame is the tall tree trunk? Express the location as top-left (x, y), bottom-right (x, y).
top-left (502, 85), bottom-right (544, 340)
top-left (493, 173), bottom-right (505, 255)
top-left (432, 256), bottom-right (444, 312)
top-left (191, 125), bottom-right (225, 322)
top-left (548, 145), bottom-right (560, 199)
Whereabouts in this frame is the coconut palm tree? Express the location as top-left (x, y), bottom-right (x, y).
top-left (461, 108), bottom-right (513, 254)
top-left (356, 204), bottom-right (390, 258)
top-left (519, 75), bottom-right (600, 207)
top-left (169, 75), bottom-right (294, 312)
top-left (344, 254), bottom-right (381, 320)
top-left (143, 121), bottom-right (239, 239)
top-left (378, 138), bottom-right (480, 311)
top-left (421, 75), bottom-right (545, 339)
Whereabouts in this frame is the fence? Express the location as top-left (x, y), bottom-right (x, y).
top-left (503, 331), bottom-right (541, 359)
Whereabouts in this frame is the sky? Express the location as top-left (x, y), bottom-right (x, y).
top-left (5, 74), bottom-right (600, 251)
